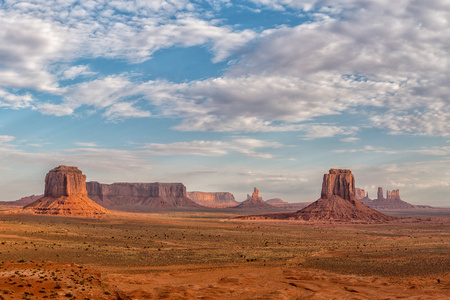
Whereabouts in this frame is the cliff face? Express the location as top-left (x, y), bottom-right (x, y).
top-left (23, 166), bottom-right (109, 217)
top-left (187, 192), bottom-right (237, 208)
top-left (86, 182), bottom-right (201, 211)
top-left (321, 169), bottom-right (355, 200)
top-left (44, 165), bottom-right (88, 197)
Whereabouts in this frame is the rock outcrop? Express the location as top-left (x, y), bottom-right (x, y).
top-left (355, 188), bottom-right (366, 200)
top-left (241, 169), bottom-right (392, 222)
top-left (23, 166), bottom-right (109, 217)
top-left (187, 192), bottom-right (238, 208)
top-left (86, 182), bottom-right (201, 211)
top-left (293, 169), bottom-right (390, 222)
top-left (360, 187), bottom-right (415, 210)
top-left (233, 188), bottom-right (276, 210)
top-left (377, 187), bottom-right (384, 200)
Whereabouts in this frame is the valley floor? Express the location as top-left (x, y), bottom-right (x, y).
top-left (0, 210), bottom-right (449, 299)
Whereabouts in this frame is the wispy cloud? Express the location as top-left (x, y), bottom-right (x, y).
top-left (140, 138), bottom-right (283, 158)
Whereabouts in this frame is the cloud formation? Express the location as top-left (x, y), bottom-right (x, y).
top-left (1, 1), bottom-right (449, 137)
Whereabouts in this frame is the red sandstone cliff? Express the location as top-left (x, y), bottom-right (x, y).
top-left (86, 181), bottom-right (202, 211)
top-left (187, 192), bottom-right (238, 208)
top-left (23, 166), bottom-right (109, 217)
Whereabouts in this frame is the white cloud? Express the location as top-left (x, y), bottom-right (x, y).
top-left (340, 137), bottom-right (360, 143)
top-left (0, 89), bottom-right (34, 109)
top-left (300, 124), bottom-right (358, 139)
top-left (36, 103), bottom-right (74, 116)
top-left (0, 135), bottom-right (15, 143)
top-left (103, 102), bottom-right (151, 121)
top-left (140, 137), bottom-right (283, 158)
top-left (335, 145), bottom-right (450, 156)
top-left (74, 142), bottom-right (99, 147)
top-left (140, 75), bottom-right (390, 133)
top-left (60, 65), bottom-right (96, 80)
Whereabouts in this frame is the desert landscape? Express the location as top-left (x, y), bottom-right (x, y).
top-left (2, 1), bottom-right (450, 299)
top-left (0, 166), bottom-right (448, 299)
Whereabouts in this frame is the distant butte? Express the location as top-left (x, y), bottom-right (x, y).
top-left (241, 169), bottom-right (392, 223)
top-left (233, 188), bottom-right (275, 210)
top-left (187, 191), bottom-right (238, 208)
top-left (22, 166), bottom-right (109, 217)
top-left (357, 187), bottom-right (432, 210)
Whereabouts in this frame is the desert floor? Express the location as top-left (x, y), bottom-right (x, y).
top-left (0, 208), bottom-right (449, 299)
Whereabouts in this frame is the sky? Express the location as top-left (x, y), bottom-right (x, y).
top-left (0, 0), bottom-right (449, 206)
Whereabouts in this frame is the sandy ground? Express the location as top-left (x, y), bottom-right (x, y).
top-left (0, 261), bottom-right (126, 299)
top-left (101, 263), bottom-right (450, 299)
top-left (0, 210), bottom-right (448, 299)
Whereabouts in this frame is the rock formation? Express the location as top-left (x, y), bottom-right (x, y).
top-left (293, 169), bottom-right (390, 222)
top-left (241, 169), bottom-right (392, 222)
top-left (320, 169), bottom-right (355, 200)
top-left (233, 188), bottom-right (276, 210)
top-left (187, 192), bottom-right (238, 208)
top-left (23, 166), bottom-right (109, 217)
top-left (86, 182), bottom-right (201, 211)
top-left (376, 187), bottom-right (385, 200)
top-left (355, 188), bottom-right (365, 200)
top-left (360, 187), bottom-right (415, 210)
top-left (387, 189), bottom-right (400, 200)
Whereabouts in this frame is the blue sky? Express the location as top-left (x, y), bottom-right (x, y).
top-left (1, 0), bottom-right (450, 206)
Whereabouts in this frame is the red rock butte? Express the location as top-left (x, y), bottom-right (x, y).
top-left (293, 169), bottom-right (391, 222)
top-left (23, 165), bottom-right (109, 217)
top-left (241, 169), bottom-right (392, 223)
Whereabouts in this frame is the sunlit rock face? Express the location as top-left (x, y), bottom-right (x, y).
top-left (44, 166), bottom-right (88, 197)
top-left (85, 182), bottom-right (201, 210)
top-left (187, 192), bottom-right (238, 208)
top-left (23, 166), bottom-right (109, 217)
top-left (320, 169), bottom-right (355, 201)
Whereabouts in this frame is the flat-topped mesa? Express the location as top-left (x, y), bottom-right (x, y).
top-left (45, 165), bottom-right (88, 197)
top-left (321, 169), bottom-right (355, 200)
top-left (187, 192), bottom-right (237, 208)
top-left (85, 182), bottom-right (200, 210)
